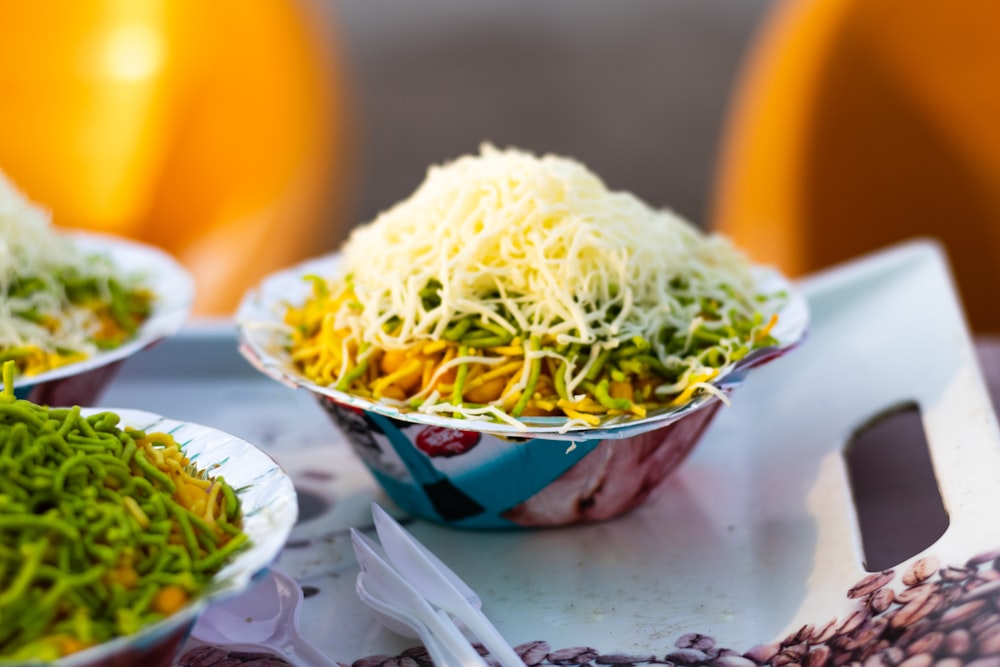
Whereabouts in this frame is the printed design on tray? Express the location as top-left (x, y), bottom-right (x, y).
top-left (177, 646), bottom-right (293, 666)
top-left (170, 547), bottom-right (1000, 667)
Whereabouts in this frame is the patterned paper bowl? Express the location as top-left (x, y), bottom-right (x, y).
top-left (237, 252), bottom-right (809, 528)
top-left (13, 408), bottom-right (299, 667)
top-left (0, 232), bottom-right (195, 407)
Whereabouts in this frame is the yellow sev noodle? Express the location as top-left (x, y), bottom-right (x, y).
top-left (286, 278), bottom-right (779, 428)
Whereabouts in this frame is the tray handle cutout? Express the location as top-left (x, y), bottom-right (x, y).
top-left (844, 401), bottom-right (949, 571)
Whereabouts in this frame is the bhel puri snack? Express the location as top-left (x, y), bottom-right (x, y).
top-left (0, 171), bottom-right (154, 378)
top-left (284, 144), bottom-right (785, 429)
top-left (0, 362), bottom-right (247, 662)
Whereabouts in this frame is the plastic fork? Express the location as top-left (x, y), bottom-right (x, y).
top-left (370, 503), bottom-right (527, 667)
top-left (350, 528), bottom-right (489, 667)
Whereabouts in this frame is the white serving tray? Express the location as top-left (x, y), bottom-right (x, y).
top-left (102, 240), bottom-right (1000, 666)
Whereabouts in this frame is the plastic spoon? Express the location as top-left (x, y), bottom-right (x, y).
top-left (370, 503), bottom-right (527, 667)
top-left (350, 528), bottom-right (489, 667)
top-left (357, 572), bottom-right (466, 665)
top-left (371, 504), bottom-right (482, 611)
top-left (191, 568), bottom-right (337, 667)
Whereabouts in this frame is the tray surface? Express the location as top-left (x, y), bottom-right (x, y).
top-left (99, 241), bottom-right (1000, 666)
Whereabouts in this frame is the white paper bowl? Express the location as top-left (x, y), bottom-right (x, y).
top-left (236, 251), bottom-right (808, 527)
top-left (1, 232), bottom-right (195, 407)
top-left (14, 408), bottom-right (299, 667)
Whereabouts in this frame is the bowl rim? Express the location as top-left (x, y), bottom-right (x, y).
top-left (236, 251), bottom-right (809, 441)
top-left (0, 231), bottom-right (195, 392)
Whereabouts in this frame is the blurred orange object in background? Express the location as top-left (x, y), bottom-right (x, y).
top-left (0, 0), bottom-right (353, 316)
top-left (711, 0), bottom-right (1000, 333)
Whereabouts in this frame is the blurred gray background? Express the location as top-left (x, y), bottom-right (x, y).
top-left (325, 0), bottom-right (772, 234)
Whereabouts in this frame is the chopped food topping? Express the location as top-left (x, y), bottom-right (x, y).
top-left (285, 145), bottom-right (785, 426)
top-left (0, 171), bottom-right (154, 376)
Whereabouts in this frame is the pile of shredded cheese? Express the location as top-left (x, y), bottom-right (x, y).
top-left (340, 145), bottom-right (759, 351)
top-left (289, 144), bottom-right (780, 426)
top-left (0, 170), bottom-right (151, 375)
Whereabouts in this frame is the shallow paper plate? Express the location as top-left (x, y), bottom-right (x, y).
top-left (38, 408), bottom-right (298, 667)
top-left (0, 231), bottom-right (195, 405)
top-left (235, 251), bottom-right (810, 441)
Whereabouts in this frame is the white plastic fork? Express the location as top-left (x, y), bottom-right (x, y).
top-left (370, 503), bottom-right (527, 667)
top-left (350, 528), bottom-right (489, 667)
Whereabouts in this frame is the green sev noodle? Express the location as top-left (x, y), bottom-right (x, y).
top-left (0, 361), bottom-right (248, 662)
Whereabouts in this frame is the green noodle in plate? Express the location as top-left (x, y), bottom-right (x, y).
top-left (0, 362), bottom-right (247, 662)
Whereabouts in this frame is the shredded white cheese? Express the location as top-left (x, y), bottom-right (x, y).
top-left (333, 144), bottom-right (760, 357)
top-left (0, 170), bottom-right (131, 359)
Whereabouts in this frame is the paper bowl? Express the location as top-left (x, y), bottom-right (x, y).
top-left (1, 232), bottom-right (195, 407)
top-left (237, 251), bottom-right (808, 528)
top-left (10, 408), bottom-right (299, 667)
